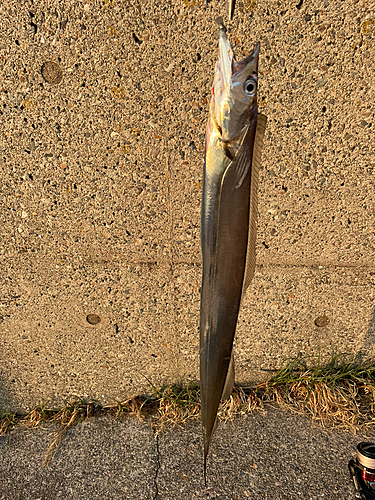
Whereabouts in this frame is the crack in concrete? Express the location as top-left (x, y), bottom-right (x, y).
top-left (153, 432), bottom-right (161, 500)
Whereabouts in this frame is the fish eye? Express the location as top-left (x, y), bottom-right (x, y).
top-left (244, 78), bottom-right (257, 96)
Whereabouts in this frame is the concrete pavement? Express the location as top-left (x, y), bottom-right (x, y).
top-left (0, 408), bottom-right (366, 499)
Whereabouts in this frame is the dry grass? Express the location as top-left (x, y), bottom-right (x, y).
top-left (153, 381), bottom-right (201, 429)
top-left (260, 354), bottom-right (375, 432)
top-left (1, 354), bottom-right (375, 465)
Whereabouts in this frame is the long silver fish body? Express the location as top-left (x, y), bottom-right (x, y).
top-left (200, 25), bottom-right (267, 473)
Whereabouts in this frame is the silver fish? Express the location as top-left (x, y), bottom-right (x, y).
top-left (200, 24), bottom-right (267, 476)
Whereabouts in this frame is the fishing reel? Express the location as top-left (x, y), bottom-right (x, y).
top-left (349, 442), bottom-right (375, 499)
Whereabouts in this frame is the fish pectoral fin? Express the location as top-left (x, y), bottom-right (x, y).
top-left (241, 113), bottom-right (267, 299)
top-left (231, 125), bottom-right (255, 189)
top-left (221, 356), bottom-right (235, 400)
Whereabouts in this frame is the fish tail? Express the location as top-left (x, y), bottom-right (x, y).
top-left (204, 432), bottom-right (209, 477)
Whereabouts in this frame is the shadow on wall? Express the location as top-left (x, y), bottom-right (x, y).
top-left (355, 307), bottom-right (375, 364)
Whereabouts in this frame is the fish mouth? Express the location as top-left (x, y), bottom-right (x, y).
top-left (217, 26), bottom-right (259, 86)
top-left (217, 26), bottom-right (234, 92)
top-left (212, 26), bottom-right (260, 141)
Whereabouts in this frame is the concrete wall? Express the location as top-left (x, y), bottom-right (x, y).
top-left (0, 0), bottom-right (374, 412)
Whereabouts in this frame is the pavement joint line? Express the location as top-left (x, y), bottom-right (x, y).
top-left (107, 260), bottom-right (375, 270)
top-left (72, 260), bottom-right (375, 270)
top-left (5, 257), bottom-right (375, 270)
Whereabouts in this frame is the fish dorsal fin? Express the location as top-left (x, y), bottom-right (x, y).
top-left (241, 113), bottom-right (267, 298)
top-left (221, 355), bottom-right (235, 400)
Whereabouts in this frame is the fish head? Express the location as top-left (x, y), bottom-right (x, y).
top-left (211, 27), bottom-right (259, 142)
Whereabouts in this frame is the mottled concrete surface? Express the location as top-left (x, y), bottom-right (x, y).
top-left (0, 0), bottom-right (374, 411)
top-left (0, 410), bottom-right (370, 499)
top-left (0, 416), bottom-right (158, 500)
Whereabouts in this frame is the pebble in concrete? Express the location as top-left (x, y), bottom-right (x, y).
top-left (41, 61), bottom-right (63, 85)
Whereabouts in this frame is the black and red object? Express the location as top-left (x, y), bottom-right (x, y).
top-left (349, 442), bottom-right (375, 499)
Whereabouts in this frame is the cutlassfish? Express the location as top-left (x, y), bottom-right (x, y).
top-left (199, 22), bottom-right (267, 476)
